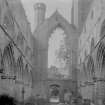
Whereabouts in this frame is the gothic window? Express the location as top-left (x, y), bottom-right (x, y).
top-left (0, 49), bottom-right (3, 73)
top-left (100, 19), bottom-right (105, 38)
top-left (79, 57), bottom-right (81, 65)
top-left (17, 32), bottom-right (24, 45)
top-left (17, 32), bottom-right (25, 51)
top-left (25, 46), bottom-right (31, 57)
top-left (91, 10), bottom-right (94, 19)
top-left (17, 56), bottom-right (24, 80)
top-left (97, 42), bottom-right (105, 68)
top-left (83, 62), bottom-right (87, 76)
top-left (2, 43), bottom-right (15, 75)
top-left (24, 64), bottom-right (29, 83)
top-left (25, 64), bottom-right (29, 80)
top-left (90, 38), bottom-right (95, 53)
top-left (98, 43), bottom-right (105, 68)
top-left (85, 50), bottom-right (87, 59)
top-left (3, 10), bottom-right (14, 33)
top-left (48, 27), bottom-right (70, 79)
top-left (87, 56), bottom-right (95, 78)
top-left (83, 24), bottom-right (86, 33)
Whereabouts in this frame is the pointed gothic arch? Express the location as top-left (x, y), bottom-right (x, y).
top-left (24, 63), bottom-right (29, 83)
top-left (0, 48), bottom-right (2, 66)
top-left (17, 31), bottom-right (25, 50)
top-left (17, 55), bottom-right (24, 79)
top-left (3, 9), bottom-right (14, 35)
top-left (28, 69), bottom-right (32, 86)
top-left (86, 55), bottom-right (95, 78)
top-left (90, 38), bottom-right (95, 53)
top-left (96, 41), bottom-right (105, 71)
top-left (2, 42), bottom-right (15, 74)
top-left (0, 48), bottom-right (3, 73)
top-left (82, 62), bottom-right (88, 77)
top-left (100, 19), bottom-right (105, 38)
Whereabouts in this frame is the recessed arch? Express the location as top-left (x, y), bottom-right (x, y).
top-left (0, 48), bottom-right (3, 67)
top-left (25, 63), bottom-right (29, 79)
top-left (0, 48), bottom-right (3, 73)
top-left (86, 55), bottom-right (95, 78)
top-left (49, 84), bottom-right (60, 102)
top-left (90, 38), bottom-right (95, 53)
top-left (96, 41), bottom-right (105, 71)
top-left (3, 9), bottom-right (14, 34)
top-left (17, 32), bottom-right (25, 47)
top-left (24, 63), bottom-right (29, 83)
top-left (84, 50), bottom-right (88, 59)
top-left (82, 62), bottom-right (87, 76)
top-left (17, 55), bottom-right (24, 79)
top-left (100, 19), bottom-right (105, 38)
top-left (2, 42), bottom-right (15, 74)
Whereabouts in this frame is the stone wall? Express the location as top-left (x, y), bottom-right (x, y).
top-left (78, 0), bottom-right (105, 104)
top-left (0, 0), bottom-right (34, 101)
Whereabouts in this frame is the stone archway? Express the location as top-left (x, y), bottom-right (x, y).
top-left (49, 84), bottom-right (60, 102)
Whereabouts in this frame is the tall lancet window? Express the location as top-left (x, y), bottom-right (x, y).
top-left (48, 27), bottom-right (70, 79)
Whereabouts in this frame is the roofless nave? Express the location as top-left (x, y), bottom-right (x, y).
top-left (0, 0), bottom-right (105, 105)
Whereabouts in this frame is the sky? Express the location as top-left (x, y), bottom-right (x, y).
top-left (21, 0), bottom-right (73, 32)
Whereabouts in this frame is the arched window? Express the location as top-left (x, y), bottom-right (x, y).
top-left (2, 43), bottom-right (15, 75)
top-left (17, 32), bottom-right (25, 50)
top-left (91, 10), bottom-right (94, 19)
top-left (0, 48), bottom-right (3, 73)
top-left (100, 19), bottom-right (105, 38)
top-left (83, 62), bottom-right (87, 76)
top-left (97, 42), bottom-right (105, 69)
top-left (3, 9), bottom-right (14, 35)
top-left (79, 57), bottom-right (81, 65)
top-left (84, 50), bottom-right (87, 59)
top-left (24, 64), bottom-right (29, 83)
top-left (86, 55), bottom-right (95, 78)
top-left (90, 38), bottom-right (95, 53)
top-left (17, 56), bottom-right (24, 80)
top-left (48, 27), bottom-right (70, 79)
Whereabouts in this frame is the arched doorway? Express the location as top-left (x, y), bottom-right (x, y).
top-left (49, 84), bottom-right (60, 103)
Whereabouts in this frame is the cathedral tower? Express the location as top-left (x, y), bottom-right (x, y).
top-left (34, 3), bottom-right (46, 30)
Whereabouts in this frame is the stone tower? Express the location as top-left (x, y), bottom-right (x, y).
top-left (34, 3), bottom-right (46, 30)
